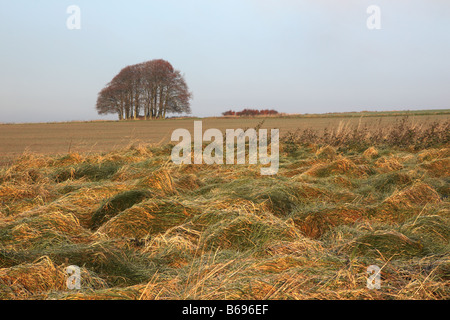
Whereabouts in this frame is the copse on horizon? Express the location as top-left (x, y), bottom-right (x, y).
top-left (96, 59), bottom-right (192, 120)
top-left (222, 109), bottom-right (279, 117)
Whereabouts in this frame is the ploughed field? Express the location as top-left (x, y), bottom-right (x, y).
top-left (0, 114), bottom-right (449, 299)
top-left (1, 110), bottom-right (448, 162)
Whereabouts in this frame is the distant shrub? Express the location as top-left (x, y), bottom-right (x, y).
top-left (222, 109), bottom-right (279, 117)
top-left (222, 110), bottom-right (236, 116)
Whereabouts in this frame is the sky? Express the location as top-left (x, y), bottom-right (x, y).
top-left (0, 0), bottom-right (449, 123)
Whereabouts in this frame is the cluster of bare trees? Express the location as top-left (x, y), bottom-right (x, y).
top-left (96, 59), bottom-right (192, 120)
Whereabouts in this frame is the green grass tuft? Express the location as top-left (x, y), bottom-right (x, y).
top-left (52, 163), bottom-right (121, 183)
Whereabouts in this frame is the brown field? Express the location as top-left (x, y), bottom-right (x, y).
top-left (1, 110), bottom-right (449, 162)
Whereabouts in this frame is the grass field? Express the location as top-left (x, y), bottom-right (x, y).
top-left (0, 111), bottom-right (449, 300)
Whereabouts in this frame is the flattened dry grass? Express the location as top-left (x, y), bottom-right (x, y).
top-left (384, 182), bottom-right (441, 209)
top-left (97, 199), bottom-right (194, 239)
top-left (303, 156), bottom-right (371, 178)
top-left (91, 190), bottom-right (152, 230)
top-left (198, 208), bottom-right (299, 252)
top-left (293, 206), bottom-right (365, 239)
top-left (0, 210), bottom-right (90, 252)
top-left (52, 162), bottom-right (121, 183)
top-left (0, 128), bottom-right (449, 300)
top-left (0, 256), bottom-right (107, 299)
top-left (344, 230), bottom-right (425, 259)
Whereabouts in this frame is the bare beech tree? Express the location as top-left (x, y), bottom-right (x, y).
top-left (96, 59), bottom-right (192, 120)
top-left (96, 82), bottom-right (126, 120)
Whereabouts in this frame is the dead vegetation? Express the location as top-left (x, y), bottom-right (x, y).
top-left (0, 118), bottom-right (449, 300)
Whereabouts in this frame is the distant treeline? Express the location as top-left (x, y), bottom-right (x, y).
top-left (222, 109), bottom-right (279, 117)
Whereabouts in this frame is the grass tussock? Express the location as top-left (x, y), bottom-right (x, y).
top-left (0, 211), bottom-right (90, 253)
top-left (303, 156), bottom-right (370, 178)
top-left (91, 190), bottom-right (152, 230)
top-left (53, 162), bottom-right (121, 183)
top-left (363, 147), bottom-right (379, 159)
top-left (374, 156), bottom-right (404, 173)
top-left (344, 231), bottom-right (424, 259)
top-left (293, 207), bottom-right (365, 239)
top-left (384, 182), bottom-right (441, 209)
top-left (97, 199), bottom-right (194, 239)
top-left (0, 256), bottom-right (107, 299)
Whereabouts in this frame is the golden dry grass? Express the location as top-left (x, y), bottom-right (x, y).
top-left (0, 117), bottom-right (449, 300)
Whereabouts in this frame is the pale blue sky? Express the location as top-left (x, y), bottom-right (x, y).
top-left (1, 0), bottom-right (449, 123)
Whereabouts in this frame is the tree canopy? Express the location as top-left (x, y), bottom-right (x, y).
top-left (96, 59), bottom-right (192, 120)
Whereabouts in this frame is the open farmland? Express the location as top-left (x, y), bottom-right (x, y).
top-left (0, 112), bottom-right (449, 300)
top-left (1, 110), bottom-right (449, 162)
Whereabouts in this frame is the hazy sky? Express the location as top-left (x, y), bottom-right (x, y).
top-left (1, 0), bottom-right (449, 123)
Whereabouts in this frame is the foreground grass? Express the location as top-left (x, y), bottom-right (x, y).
top-left (0, 120), bottom-right (449, 300)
